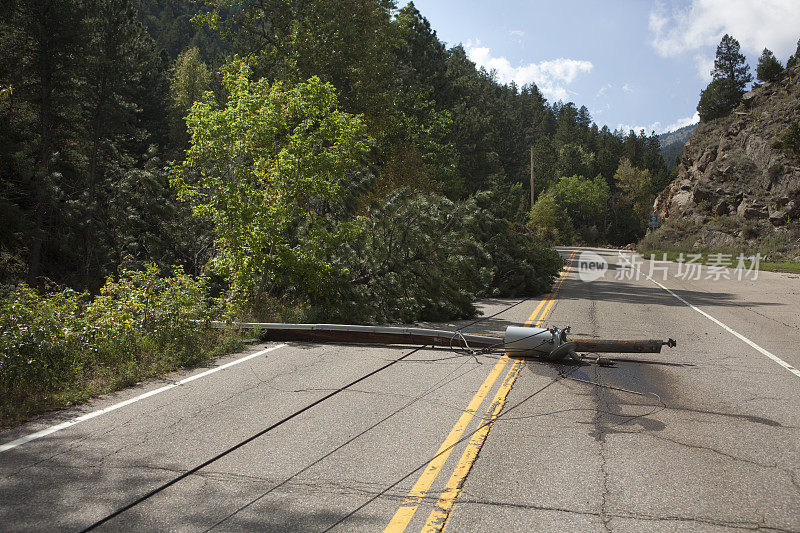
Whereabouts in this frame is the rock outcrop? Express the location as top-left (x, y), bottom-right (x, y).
top-left (653, 65), bottom-right (800, 247)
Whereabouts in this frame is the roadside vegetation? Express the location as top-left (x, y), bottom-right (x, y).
top-left (0, 265), bottom-right (243, 427)
top-left (634, 249), bottom-right (800, 274)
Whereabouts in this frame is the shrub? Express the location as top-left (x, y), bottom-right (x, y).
top-left (0, 265), bottom-right (224, 426)
top-left (779, 123), bottom-right (800, 156)
top-left (0, 285), bottom-right (87, 409)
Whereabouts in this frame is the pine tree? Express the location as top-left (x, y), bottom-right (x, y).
top-left (697, 78), bottom-right (741, 122)
top-left (711, 34), bottom-right (752, 92)
top-left (81, 0), bottom-right (162, 287)
top-left (697, 35), bottom-right (751, 123)
top-left (756, 48), bottom-right (783, 83)
top-left (787, 39), bottom-right (800, 68)
top-left (0, 0), bottom-right (88, 285)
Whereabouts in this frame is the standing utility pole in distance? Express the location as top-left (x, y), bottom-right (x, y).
top-left (530, 146), bottom-right (535, 209)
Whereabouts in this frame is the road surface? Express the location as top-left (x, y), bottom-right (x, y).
top-left (1, 247), bottom-right (799, 532)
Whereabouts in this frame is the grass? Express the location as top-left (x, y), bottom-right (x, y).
top-left (638, 249), bottom-right (800, 273)
top-left (0, 327), bottom-right (247, 429)
top-left (761, 261), bottom-right (800, 273)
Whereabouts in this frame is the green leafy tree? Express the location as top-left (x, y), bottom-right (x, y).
top-left (756, 48), bottom-right (783, 83)
top-left (171, 61), bottom-right (372, 312)
top-left (613, 158), bottom-right (653, 236)
top-left (528, 192), bottom-right (575, 244)
top-left (170, 47), bottom-right (212, 115)
top-left (550, 174), bottom-right (609, 238)
top-left (169, 47), bottom-right (212, 152)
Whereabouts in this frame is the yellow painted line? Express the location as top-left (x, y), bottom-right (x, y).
top-left (421, 360), bottom-right (523, 532)
top-left (384, 250), bottom-right (576, 533)
top-left (419, 250), bottom-right (577, 532)
top-left (523, 298), bottom-right (547, 326)
top-left (523, 251), bottom-right (575, 327)
top-left (383, 356), bottom-right (510, 532)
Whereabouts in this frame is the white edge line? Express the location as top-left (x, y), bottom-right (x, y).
top-left (618, 251), bottom-right (800, 379)
top-left (0, 344), bottom-right (287, 453)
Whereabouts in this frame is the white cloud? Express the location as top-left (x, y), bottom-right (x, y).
top-left (616, 111), bottom-right (699, 135)
top-left (466, 44), bottom-right (593, 101)
top-left (650, 0), bottom-right (800, 59)
top-left (508, 30), bottom-right (525, 39)
top-left (596, 83), bottom-right (612, 97)
top-left (664, 111), bottom-right (701, 132)
top-left (622, 83), bottom-right (634, 93)
top-left (694, 54), bottom-right (714, 82)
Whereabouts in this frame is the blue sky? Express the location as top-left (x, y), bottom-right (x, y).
top-left (408, 0), bottom-right (800, 134)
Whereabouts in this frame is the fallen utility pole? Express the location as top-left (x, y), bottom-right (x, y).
top-left (214, 322), bottom-right (676, 362)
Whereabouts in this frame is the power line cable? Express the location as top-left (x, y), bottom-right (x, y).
top-left (79, 344), bottom-right (428, 532)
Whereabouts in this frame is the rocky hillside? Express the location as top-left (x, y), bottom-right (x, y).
top-left (647, 65), bottom-right (800, 257)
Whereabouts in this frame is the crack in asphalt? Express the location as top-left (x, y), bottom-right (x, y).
top-left (610, 510), bottom-right (797, 532)
top-left (440, 496), bottom-right (796, 531)
top-left (582, 285), bottom-right (614, 532)
top-left (637, 431), bottom-right (780, 469)
top-left (740, 305), bottom-right (798, 331)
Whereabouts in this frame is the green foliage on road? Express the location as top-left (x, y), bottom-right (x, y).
top-left (320, 189), bottom-right (562, 323)
top-left (0, 265), bottom-right (241, 427)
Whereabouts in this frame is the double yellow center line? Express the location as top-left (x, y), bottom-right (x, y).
top-left (385, 250), bottom-right (578, 533)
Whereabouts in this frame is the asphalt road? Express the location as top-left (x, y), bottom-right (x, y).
top-left (1, 247), bottom-right (799, 532)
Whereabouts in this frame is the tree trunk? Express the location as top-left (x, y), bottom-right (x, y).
top-left (28, 10), bottom-right (54, 286)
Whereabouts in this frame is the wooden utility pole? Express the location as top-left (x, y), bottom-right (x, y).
top-left (530, 146), bottom-right (535, 208)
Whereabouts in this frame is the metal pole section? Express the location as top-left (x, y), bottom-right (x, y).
top-left (572, 338), bottom-right (668, 353)
top-left (211, 322), bottom-right (502, 349)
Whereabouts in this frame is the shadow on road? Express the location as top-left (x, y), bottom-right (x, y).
top-left (556, 279), bottom-right (780, 308)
